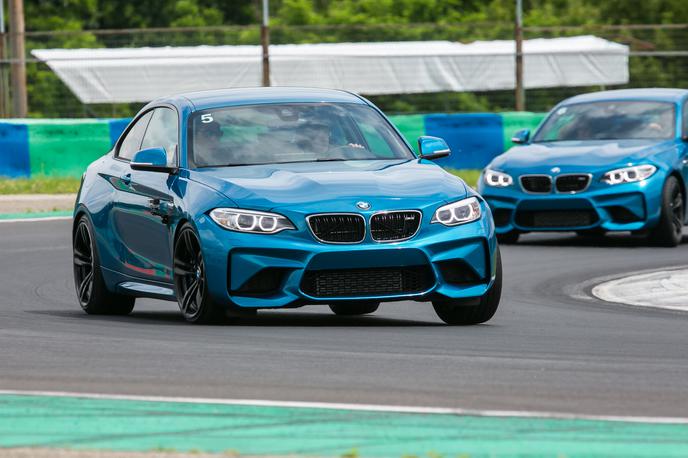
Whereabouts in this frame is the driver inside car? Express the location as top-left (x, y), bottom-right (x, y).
top-left (297, 122), bottom-right (333, 157)
top-left (194, 120), bottom-right (225, 166)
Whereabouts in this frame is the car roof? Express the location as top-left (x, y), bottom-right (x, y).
top-left (561, 88), bottom-right (688, 105)
top-left (155, 87), bottom-right (367, 112)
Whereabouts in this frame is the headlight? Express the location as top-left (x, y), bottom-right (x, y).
top-left (431, 197), bottom-right (482, 226)
top-left (484, 169), bottom-right (513, 187)
top-left (602, 165), bottom-right (657, 185)
top-left (209, 208), bottom-right (295, 234)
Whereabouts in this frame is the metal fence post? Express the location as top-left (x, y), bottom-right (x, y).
top-left (8, 0), bottom-right (27, 117)
top-left (0, 0), bottom-right (8, 117)
top-left (514, 0), bottom-right (525, 111)
top-left (261, 0), bottom-right (270, 87)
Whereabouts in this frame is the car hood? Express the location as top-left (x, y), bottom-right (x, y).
top-left (189, 159), bottom-right (467, 212)
top-left (490, 139), bottom-right (677, 173)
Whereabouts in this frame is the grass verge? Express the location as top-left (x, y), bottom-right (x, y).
top-left (449, 169), bottom-right (481, 188)
top-left (0, 177), bottom-right (81, 195)
top-left (0, 170), bottom-right (481, 195)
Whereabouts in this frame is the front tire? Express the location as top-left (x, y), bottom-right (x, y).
top-left (73, 216), bottom-right (135, 315)
top-left (432, 248), bottom-right (502, 325)
top-left (173, 224), bottom-right (225, 324)
top-left (329, 301), bottom-right (379, 316)
top-left (647, 176), bottom-right (684, 247)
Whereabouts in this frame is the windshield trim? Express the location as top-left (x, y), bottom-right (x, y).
top-left (531, 99), bottom-right (677, 143)
top-left (186, 101), bottom-right (415, 169)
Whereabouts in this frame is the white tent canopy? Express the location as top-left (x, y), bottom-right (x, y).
top-left (32, 35), bottom-right (629, 104)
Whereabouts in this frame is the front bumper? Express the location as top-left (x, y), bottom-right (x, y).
top-left (479, 171), bottom-right (665, 233)
top-left (195, 207), bottom-right (498, 308)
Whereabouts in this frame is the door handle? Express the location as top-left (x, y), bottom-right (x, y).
top-left (121, 173), bottom-right (132, 185)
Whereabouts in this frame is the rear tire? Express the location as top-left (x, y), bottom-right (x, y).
top-left (432, 248), bottom-right (502, 325)
top-left (73, 216), bottom-right (135, 315)
top-left (173, 224), bottom-right (225, 324)
top-left (647, 176), bottom-right (684, 247)
top-left (496, 230), bottom-right (519, 244)
top-left (329, 301), bottom-right (380, 316)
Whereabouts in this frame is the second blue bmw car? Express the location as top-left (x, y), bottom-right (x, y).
top-left (73, 87), bottom-right (501, 324)
top-left (479, 88), bottom-right (688, 246)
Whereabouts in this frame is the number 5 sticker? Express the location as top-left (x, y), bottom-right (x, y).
top-left (201, 114), bottom-right (214, 123)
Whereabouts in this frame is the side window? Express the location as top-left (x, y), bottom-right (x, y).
top-left (117, 111), bottom-right (153, 161)
top-left (141, 107), bottom-right (179, 166)
top-left (683, 102), bottom-right (688, 138)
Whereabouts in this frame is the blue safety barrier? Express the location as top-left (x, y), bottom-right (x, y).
top-left (108, 118), bottom-right (132, 147)
top-left (0, 123), bottom-right (30, 178)
top-left (0, 113), bottom-right (546, 178)
top-left (424, 113), bottom-right (504, 169)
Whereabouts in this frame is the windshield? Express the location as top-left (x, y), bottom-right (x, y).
top-left (533, 101), bottom-right (676, 142)
top-left (188, 102), bottom-right (414, 167)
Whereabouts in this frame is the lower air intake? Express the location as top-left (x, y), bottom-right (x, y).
top-left (301, 266), bottom-right (434, 298)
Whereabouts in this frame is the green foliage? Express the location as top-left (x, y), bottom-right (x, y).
top-left (15, 0), bottom-right (688, 117)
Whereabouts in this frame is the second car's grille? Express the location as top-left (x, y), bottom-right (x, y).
top-left (307, 214), bottom-right (365, 243)
top-left (370, 211), bottom-right (421, 242)
top-left (301, 266), bottom-right (434, 298)
top-left (520, 175), bottom-right (552, 193)
top-left (555, 174), bottom-right (590, 193)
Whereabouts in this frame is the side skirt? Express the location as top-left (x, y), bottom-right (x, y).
top-left (117, 281), bottom-right (177, 301)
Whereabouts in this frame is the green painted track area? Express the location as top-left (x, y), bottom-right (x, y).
top-left (0, 210), bottom-right (72, 220)
top-left (1, 395), bottom-right (687, 456)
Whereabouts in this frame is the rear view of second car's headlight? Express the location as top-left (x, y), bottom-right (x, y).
top-left (431, 197), bottom-right (482, 226)
top-left (602, 165), bottom-right (657, 185)
top-left (210, 208), bottom-right (295, 234)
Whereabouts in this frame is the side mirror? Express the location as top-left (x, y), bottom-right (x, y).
top-left (130, 147), bottom-right (176, 173)
top-left (511, 129), bottom-right (530, 144)
top-left (418, 136), bottom-right (451, 160)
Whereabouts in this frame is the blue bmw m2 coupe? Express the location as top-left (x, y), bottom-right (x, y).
top-left (478, 89), bottom-right (688, 246)
top-left (73, 88), bottom-right (501, 324)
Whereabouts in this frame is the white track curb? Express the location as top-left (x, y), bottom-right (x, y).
top-left (592, 268), bottom-right (688, 312)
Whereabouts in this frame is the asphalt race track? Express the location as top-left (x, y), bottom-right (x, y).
top-left (1, 219), bottom-right (687, 418)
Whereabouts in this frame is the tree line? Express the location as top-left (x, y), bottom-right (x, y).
top-left (15, 0), bottom-right (688, 117)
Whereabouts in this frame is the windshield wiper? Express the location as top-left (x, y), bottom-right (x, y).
top-left (314, 158), bottom-right (351, 162)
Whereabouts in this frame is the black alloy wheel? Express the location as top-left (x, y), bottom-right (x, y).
top-left (669, 183), bottom-right (684, 238)
top-left (173, 225), bottom-right (223, 323)
top-left (73, 216), bottom-right (135, 315)
top-left (648, 176), bottom-right (684, 247)
top-left (73, 219), bottom-right (95, 306)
